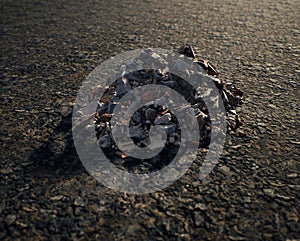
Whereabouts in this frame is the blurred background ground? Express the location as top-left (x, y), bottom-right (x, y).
top-left (0, 0), bottom-right (299, 240)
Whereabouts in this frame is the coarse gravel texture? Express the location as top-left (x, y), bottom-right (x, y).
top-left (0, 0), bottom-right (299, 240)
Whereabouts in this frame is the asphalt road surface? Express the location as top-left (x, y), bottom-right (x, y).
top-left (1, 0), bottom-right (299, 240)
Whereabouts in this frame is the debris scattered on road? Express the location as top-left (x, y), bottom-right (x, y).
top-left (76, 46), bottom-right (244, 173)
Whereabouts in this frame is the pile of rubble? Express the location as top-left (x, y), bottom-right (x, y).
top-left (93, 46), bottom-right (243, 172)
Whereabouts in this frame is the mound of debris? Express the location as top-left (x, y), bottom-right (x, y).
top-left (92, 46), bottom-right (243, 173)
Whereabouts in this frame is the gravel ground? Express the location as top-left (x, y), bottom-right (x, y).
top-left (1, 0), bottom-right (299, 240)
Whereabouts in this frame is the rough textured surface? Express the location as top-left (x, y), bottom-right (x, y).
top-left (0, 0), bottom-right (299, 240)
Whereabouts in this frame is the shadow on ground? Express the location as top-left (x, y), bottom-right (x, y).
top-left (28, 111), bottom-right (86, 177)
